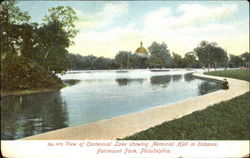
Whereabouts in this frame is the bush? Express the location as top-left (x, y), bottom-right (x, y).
top-left (1, 56), bottom-right (63, 91)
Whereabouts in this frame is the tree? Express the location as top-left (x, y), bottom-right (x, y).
top-left (34, 20), bottom-right (70, 73)
top-left (130, 54), bottom-right (148, 69)
top-left (183, 52), bottom-right (199, 68)
top-left (67, 53), bottom-right (118, 70)
top-left (194, 41), bottom-right (227, 71)
top-left (68, 53), bottom-right (84, 70)
top-left (194, 41), bottom-right (213, 71)
top-left (148, 42), bottom-right (172, 68)
top-left (0, 0), bottom-right (31, 60)
top-left (172, 52), bottom-right (183, 68)
top-left (229, 55), bottom-right (243, 68)
top-left (115, 51), bottom-right (132, 69)
top-left (1, 2), bottom-right (77, 90)
top-left (241, 52), bottom-right (250, 68)
top-left (210, 47), bottom-right (228, 70)
top-left (34, 6), bottom-right (79, 73)
top-left (43, 6), bottom-right (78, 40)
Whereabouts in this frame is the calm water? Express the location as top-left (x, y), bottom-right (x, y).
top-left (1, 69), bottom-right (222, 140)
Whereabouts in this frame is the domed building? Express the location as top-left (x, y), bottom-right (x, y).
top-left (135, 41), bottom-right (148, 58)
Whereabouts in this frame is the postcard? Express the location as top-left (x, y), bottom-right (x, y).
top-left (1, 0), bottom-right (249, 157)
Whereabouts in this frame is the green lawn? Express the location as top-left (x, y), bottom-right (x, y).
top-left (122, 69), bottom-right (250, 140)
top-left (204, 69), bottom-right (250, 81)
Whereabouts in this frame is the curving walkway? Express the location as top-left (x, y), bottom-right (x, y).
top-left (22, 73), bottom-right (249, 140)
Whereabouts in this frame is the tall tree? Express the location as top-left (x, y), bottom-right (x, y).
top-left (0, 0), bottom-right (31, 60)
top-left (115, 51), bottom-right (132, 69)
top-left (194, 41), bottom-right (213, 71)
top-left (1, 1), bottom-right (67, 90)
top-left (194, 41), bottom-right (227, 71)
top-left (210, 47), bottom-right (228, 70)
top-left (34, 20), bottom-right (70, 73)
top-left (172, 52), bottom-right (183, 68)
top-left (34, 6), bottom-right (79, 73)
top-left (43, 6), bottom-right (78, 40)
top-left (229, 55), bottom-right (243, 68)
top-left (183, 52), bottom-right (199, 68)
top-left (241, 52), bottom-right (250, 68)
top-left (148, 42), bottom-right (172, 68)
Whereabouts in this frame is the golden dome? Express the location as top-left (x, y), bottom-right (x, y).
top-left (135, 41), bottom-right (148, 55)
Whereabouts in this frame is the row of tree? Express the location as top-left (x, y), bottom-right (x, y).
top-left (68, 41), bottom-right (249, 70)
top-left (1, 1), bottom-right (249, 91)
top-left (1, 1), bottom-right (78, 90)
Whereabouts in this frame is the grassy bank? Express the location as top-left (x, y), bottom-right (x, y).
top-left (0, 85), bottom-right (65, 97)
top-left (204, 69), bottom-right (250, 81)
top-left (123, 69), bottom-right (250, 140)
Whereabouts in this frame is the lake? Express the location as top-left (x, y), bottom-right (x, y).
top-left (1, 69), bottom-right (222, 140)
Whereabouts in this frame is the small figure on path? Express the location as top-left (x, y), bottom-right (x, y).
top-left (223, 79), bottom-right (229, 90)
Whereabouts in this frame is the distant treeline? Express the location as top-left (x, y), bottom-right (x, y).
top-left (1, 1), bottom-right (249, 92)
top-left (68, 41), bottom-right (249, 70)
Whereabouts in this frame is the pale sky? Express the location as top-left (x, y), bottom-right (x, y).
top-left (18, 1), bottom-right (249, 57)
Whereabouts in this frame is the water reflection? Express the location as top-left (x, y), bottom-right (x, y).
top-left (184, 73), bottom-right (195, 82)
top-left (1, 91), bottom-right (68, 140)
top-left (198, 81), bottom-right (222, 95)
top-left (172, 74), bottom-right (182, 82)
top-left (150, 75), bottom-right (171, 87)
top-left (1, 71), bottom-right (223, 140)
top-left (63, 79), bottom-right (81, 86)
top-left (116, 78), bottom-right (145, 86)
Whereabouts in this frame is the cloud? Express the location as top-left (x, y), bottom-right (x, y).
top-left (75, 2), bottom-right (128, 30)
top-left (144, 4), bottom-right (238, 30)
top-left (178, 4), bottom-right (238, 26)
top-left (69, 24), bottom-right (142, 57)
top-left (68, 3), bottom-right (248, 57)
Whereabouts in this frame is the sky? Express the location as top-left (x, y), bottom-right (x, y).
top-left (17, 0), bottom-right (249, 58)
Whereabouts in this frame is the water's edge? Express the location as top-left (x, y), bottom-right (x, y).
top-left (20, 72), bottom-right (248, 140)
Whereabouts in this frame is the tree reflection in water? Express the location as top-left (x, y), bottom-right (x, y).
top-left (116, 78), bottom-right (145, 86)
top-left (150, 75), bottom-right (171, 87)
top-left (184, 73), bottom-right (195, 82)
top-left (172, 74), bottom-right (182, 82)
top-left (1, 91), bottom-right (68, 140)
top-left (198, 81), bottom-right (222, 95)
top-left (63, 79), bottom-right (81, 86)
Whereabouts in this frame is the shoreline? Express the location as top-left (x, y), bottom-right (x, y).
top-left (0, 85), bottom-right (65, 97)
top-left (19, 72), bottom-right (249, 140)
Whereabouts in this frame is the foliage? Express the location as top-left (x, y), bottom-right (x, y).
top-left (68, 54), bottom-right (117, 70)
top-left (0, 1), bottom-right (30, 24)
top-left (1, 57), bottom-right (63, 91)
top-left (147, 42), bottom-right (173, 68)
top-left (194, 41), bottom-right (228, 71)
top-left (68, 51), bottom-right (152, 70)
top-left (228, 52), bottom-right (250, 68)
top-left (67, 51), bottom-right (248, 70)
top-left (172, 52), bottom-right (183, 68)
top-left (1, 1), bottom-right (248, 92)
top-left (0, 0), bottom-right (31, 58)
top-left (205, 69), bottom-right (250, 81)
top-left (115, 51), bottom-right (132, 69)
top-left (1, 1), bottom-right (78, 91)
top-left (114, 51), bottom-right (148, 69)
top-left (183, 52), bottom-right (201, 68)
top-left (241, 52), bottom-right (250, 68)
top-left (130, 54), bottom-right (148, 69)
top-left (43, 6), bottom-right (78, 40)
top-left (34, 20), bottom-right (70, 73)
